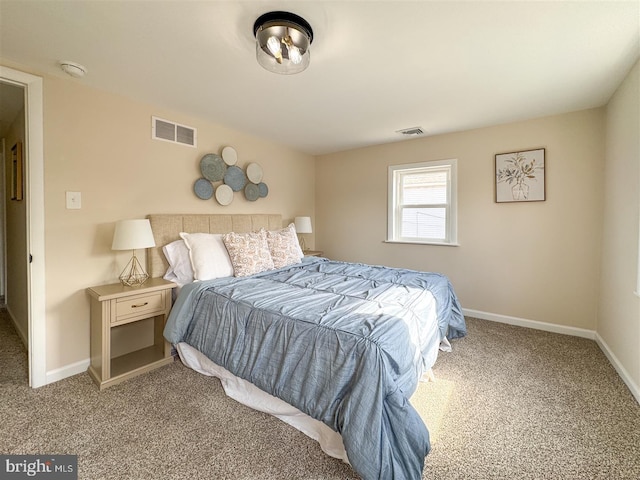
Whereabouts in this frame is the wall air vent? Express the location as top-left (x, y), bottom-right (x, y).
top-left (152, 116), bottom-right (197, 147)
top-left (396, 126), bottom-right (426, 136)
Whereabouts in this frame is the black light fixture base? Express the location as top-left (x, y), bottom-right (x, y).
top-left (253, 11), bottom-right (313, 43)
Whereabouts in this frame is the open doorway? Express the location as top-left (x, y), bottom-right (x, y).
top-left (1, 81), bottom-right (27, 340)
top-left (0, 66), bottom-right (46, 388)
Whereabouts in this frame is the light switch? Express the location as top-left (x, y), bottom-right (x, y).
top-left (66, 191), bottom-right (81, 209)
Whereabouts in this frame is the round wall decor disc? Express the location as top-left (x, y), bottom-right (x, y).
top-left (246, 162), bottom-right (263, 183)
top-left (215, 184), bottom-right (234, 206)
top-left (221, 146), bottom-right (238, 166)
top-left (223, 165), bottom-right (247, 192)
top-left (244, 183), bottom-right (260, 202)
top-left (194, 178), bottom-right (214, 200)
top-left (200, 153), bottom-right (226, 182)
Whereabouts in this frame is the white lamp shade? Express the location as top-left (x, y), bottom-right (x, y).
top-left (112, 219), bottom-right (156, 250)
top-left (294, 216), bottom-right (312, 234)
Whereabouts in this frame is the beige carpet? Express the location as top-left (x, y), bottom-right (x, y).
top-left (1, 308), bottom-right (638, 479)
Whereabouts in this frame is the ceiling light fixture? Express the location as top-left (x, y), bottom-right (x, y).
top-left (253, 11), bottom-right (313, 75)
top-left (59, 61), bottom-right (87, 78)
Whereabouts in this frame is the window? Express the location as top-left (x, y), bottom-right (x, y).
top-left (388, 159), bottom-right (458, 245)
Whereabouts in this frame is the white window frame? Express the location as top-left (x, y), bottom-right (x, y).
top-left (387, 159), bottom-right (458, 246)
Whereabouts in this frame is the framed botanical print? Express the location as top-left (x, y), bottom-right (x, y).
top-left (495, 148), bottom-right (545, 203)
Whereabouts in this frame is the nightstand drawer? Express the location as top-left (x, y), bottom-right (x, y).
top-left (115, 292), bottom-right (164, 322)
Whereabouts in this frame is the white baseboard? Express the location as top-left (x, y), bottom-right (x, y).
top-left (463, 308), bottom-right (639, 405)
top-left (46, 358), bottom-right (90, 385)
top-left (594, 333), bottom-right (640, 405)
top-left (5, 307), bottom-right (89, 386)
top-left (462, 308), bottom-right (596, 339)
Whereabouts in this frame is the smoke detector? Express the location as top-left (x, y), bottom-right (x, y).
top-left (60, 61), bottom-right (87, 78)
top-left (396, 126), bottom-right (426, 136)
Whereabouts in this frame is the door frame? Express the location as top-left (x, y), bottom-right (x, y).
top-left (0, 66), bottom-right (46, 388)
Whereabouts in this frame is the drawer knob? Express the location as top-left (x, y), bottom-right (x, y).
top-left (131, 302), bottom-right (149, 308)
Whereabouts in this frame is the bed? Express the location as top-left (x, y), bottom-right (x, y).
top-left (148, 214), bottom-right (466, 480)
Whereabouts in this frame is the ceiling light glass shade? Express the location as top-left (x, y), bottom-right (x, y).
top-left (254, 11), bottom-right (313, 75)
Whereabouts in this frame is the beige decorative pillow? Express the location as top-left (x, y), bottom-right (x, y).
top-left (222, 230), bottom-right (274, 277)
top-left (266, 223), bottom-right (304, 269)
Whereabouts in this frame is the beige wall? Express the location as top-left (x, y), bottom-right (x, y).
top-left (3, 105), bottom-right (28, 343)
top-left (40, 74), bottom-right (315, 371)
top-left (316, 109), bottom-right (605, 330)
top-left (599, 60), bottom-right (640, 392)
top-left (3, 59), bottom-right (636, 397)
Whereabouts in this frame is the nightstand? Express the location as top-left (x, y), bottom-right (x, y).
top-left (86, 277), bottom-right (176, 390)
top-left (303, 250), bottom-right (324, 257)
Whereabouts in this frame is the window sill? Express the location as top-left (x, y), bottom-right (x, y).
top-left (384, 240), bottom-right (460, 247)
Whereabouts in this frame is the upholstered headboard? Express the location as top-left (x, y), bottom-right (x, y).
top-left (146, 214), bottom-right (283, 278)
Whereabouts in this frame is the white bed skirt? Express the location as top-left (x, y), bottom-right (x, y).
top-left (176, 342), bottom-right (351, 464)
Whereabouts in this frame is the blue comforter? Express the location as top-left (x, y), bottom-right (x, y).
top-left (165, 257), bottom-right (466, 480)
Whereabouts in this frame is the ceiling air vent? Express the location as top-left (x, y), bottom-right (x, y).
top-left (152, 116), bottom-right (197, 147)
top-left (396, 126), bottom-right (426, 136)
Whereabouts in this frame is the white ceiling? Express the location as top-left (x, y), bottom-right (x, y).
top-left (1, 1), bottom-right (638, 155)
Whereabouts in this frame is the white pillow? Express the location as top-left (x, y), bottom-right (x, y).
top-left (162, 240), bottom-right (194, 286)
top-left (266, 223), bottom-right (304, 269)
top-left (222, 230), bottom-right (274, 277)
top-left (179, 232), bottom-right (234, 281)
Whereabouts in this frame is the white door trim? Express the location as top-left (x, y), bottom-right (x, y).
top-left (0, 66), bottom-right (46, 388)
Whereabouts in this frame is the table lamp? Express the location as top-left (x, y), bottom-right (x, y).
top-left (112, 219), bottom-right (156, 286)
top-left (294, 216), bottom-right (312, 252)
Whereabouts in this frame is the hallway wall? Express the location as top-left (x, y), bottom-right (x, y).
top-left (2, 103), bottom-right (27, 344)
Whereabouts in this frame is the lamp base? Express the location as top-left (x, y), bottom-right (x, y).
top-left (297, 234), bottom-right (307, 252)
top-left (119, 253), bottom-right (149, 287)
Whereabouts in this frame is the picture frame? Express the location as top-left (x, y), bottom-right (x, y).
top-left (495, 148), bottom-right (545, 203)
top-left (11, 142), bottom-right (23, 201)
